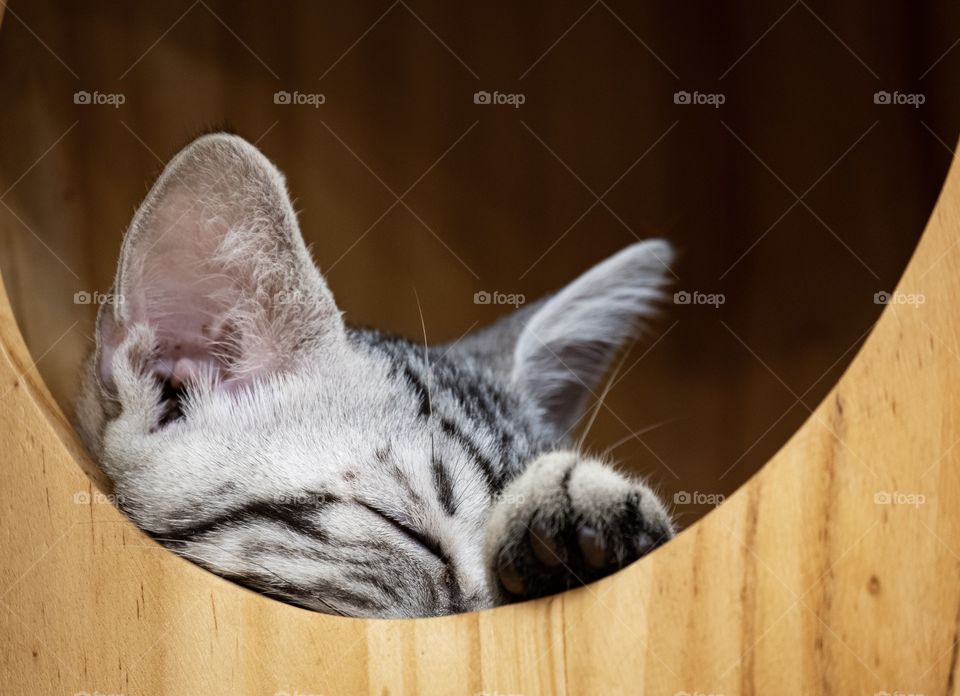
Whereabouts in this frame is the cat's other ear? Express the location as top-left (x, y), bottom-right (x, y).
top-left (453, 240), bottom-right (674, 438)
top-left (95, 133), bottom-right (344, 395)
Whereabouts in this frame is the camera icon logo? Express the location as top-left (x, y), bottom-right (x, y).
top-left (74, 291), bottom-right (92, 304)
top-left (873, 90), bottom-right (891, 105)
top-left (673, 291), bottom-right (691, 305)
top-left (474, 290), bottom-right (491, 305)
top-left (873, 291), bottom-right (890, 305)
top-left (274, 90), bottom-right (292, 105)
top-left (874, 491), bottom-right (891, 504)
top-left (673, 90), bottom-right (691, 105)
top-left (473, 91), bottom-right (492, 105)
top-left (73, 90), bottom-right (91, 105)
top-left (673, 491), bottom-right (691, 504)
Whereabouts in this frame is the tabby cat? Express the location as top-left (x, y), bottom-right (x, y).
top-left (75, 133), bottom-right (676, 618)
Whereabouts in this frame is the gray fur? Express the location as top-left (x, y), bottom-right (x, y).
top-left (75, 133), bottom-right (676, 618)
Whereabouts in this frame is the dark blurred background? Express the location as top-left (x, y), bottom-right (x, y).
top-left (0, 1), bottom-right (958, 524)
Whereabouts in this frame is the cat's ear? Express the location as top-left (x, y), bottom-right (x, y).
top-left (455, 240), bottom-right (674, 437)
top-left (96, 133), bottom-right (344, 395)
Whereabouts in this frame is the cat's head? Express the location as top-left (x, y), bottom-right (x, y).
top-left (75, 133), bottom-right (674, 616)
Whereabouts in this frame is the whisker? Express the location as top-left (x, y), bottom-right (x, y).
top-left (577, 341), bottom-right (635, 451)
top-left (599, 417), bottom-right (681, 459)
top-left (413, 288), bottom-right (434, 418)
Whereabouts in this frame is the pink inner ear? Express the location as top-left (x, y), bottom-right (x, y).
top-left (102, 198), bottom-right (248, 393)
top-left (96, 133), bottom-right (346, 398)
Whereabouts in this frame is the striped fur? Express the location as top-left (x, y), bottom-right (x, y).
top-left (75, 134), bottom-right (676, 618)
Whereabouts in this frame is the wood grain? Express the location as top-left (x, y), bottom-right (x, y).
top-left (3, 3), bottom-right (960, 694)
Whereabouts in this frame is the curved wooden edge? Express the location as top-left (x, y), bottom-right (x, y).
top-left (1, 45), bottom-right (958, 693)
top-left (0, 278), bottom-right (111, 492)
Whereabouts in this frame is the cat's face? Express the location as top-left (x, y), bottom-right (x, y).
top-left (75, 134), bottom-right (675, 617)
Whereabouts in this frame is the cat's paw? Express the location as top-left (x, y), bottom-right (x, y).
top-left (485, 451), bottom-right (674, 602)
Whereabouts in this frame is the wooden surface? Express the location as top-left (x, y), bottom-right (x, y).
top-left (3, 3), bottom-right (960, 694)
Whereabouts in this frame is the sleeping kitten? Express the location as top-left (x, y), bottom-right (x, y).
top-left (75, 133), bottom-right (676, 618)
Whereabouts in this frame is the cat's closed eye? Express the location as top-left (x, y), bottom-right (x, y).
top-left (358, 500), bottom-right (447, 560)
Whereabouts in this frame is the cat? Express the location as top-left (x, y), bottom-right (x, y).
top-left (74, 133), bottom-right (677, 618)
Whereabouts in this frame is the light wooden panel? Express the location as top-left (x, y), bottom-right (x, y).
top-left (2, 69), bottom-right (960, 696)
